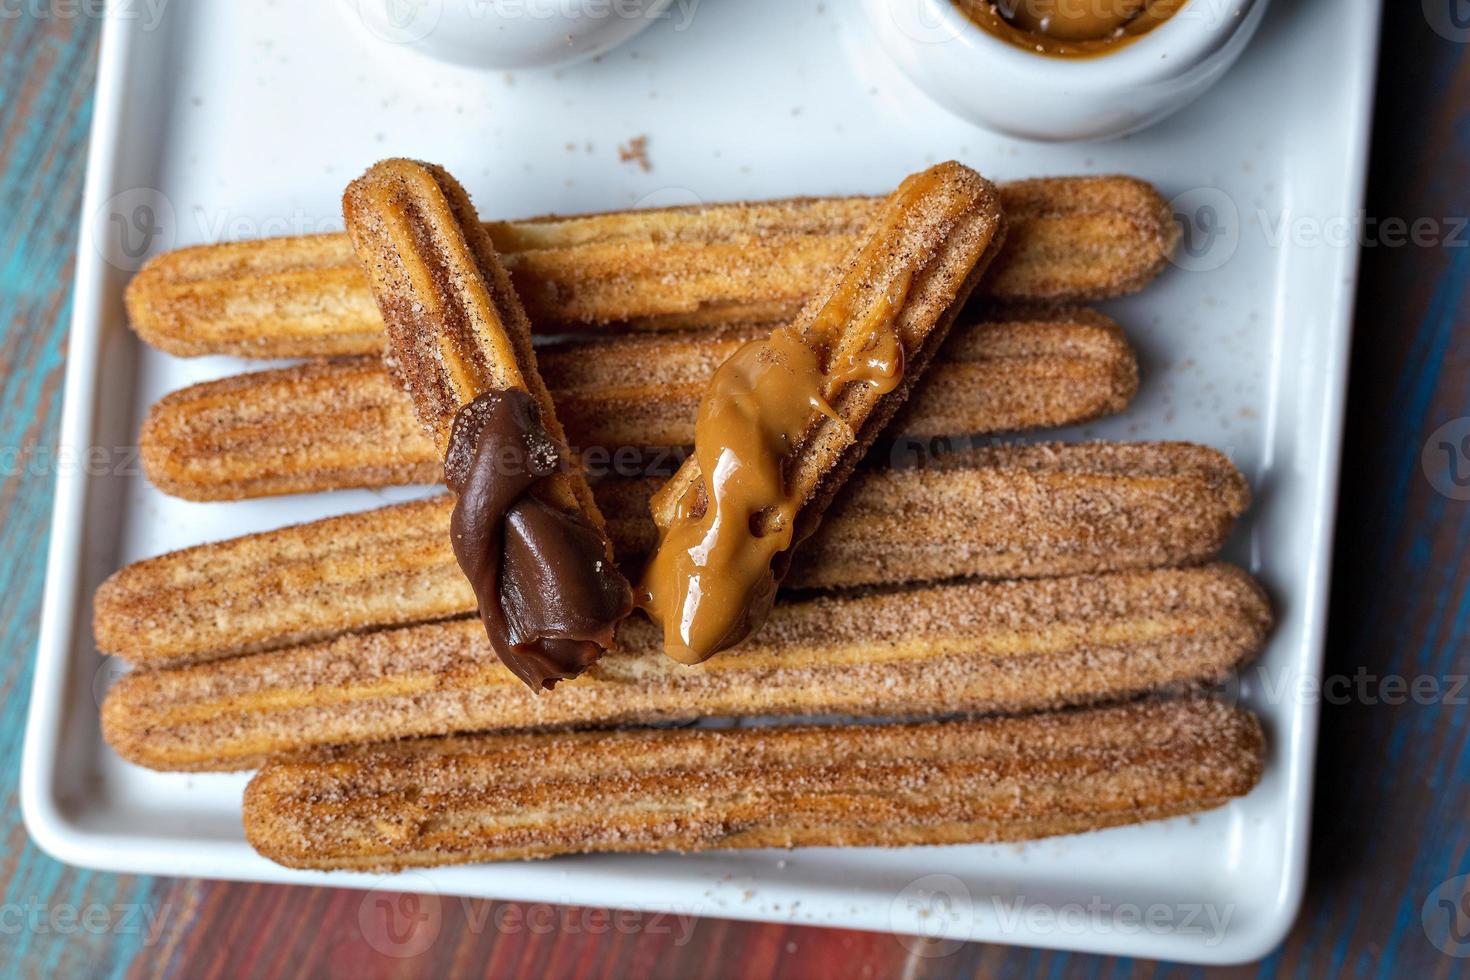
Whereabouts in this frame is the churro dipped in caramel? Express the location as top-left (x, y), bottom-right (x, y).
top-left (344, 160), bottom-right (632, 690)
top-left (640, 162), bottom-right (1005, 663)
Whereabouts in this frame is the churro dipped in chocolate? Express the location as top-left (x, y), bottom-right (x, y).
top-left (641, 162), bottom-right (1005, 663)
top-left (242, 697), bottom-right (1265, 871)
top-left (343, 159), bottom-right (632, 690)
top-left (125, 175), bottom-right (1177, 358)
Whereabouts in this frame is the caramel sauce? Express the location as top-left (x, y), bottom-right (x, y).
top-left (639, 170), bottom-right (946, 665)
top-left (955, 0), bottom-right (1186, 58)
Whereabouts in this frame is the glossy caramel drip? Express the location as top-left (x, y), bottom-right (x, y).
top-left (957, 0), bottom-right (1185, 58)
top-left (639, 171), bottom-right (949, 664)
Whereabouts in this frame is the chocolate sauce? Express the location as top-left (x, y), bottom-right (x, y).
top-left (446, 388), bottom-right (632, 691)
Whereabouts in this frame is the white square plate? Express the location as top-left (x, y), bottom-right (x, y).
top-left (23, 0), bottom-right (1381, 963)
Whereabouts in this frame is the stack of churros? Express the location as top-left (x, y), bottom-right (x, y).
top-left (101, 160), bottom-right (1272, 873)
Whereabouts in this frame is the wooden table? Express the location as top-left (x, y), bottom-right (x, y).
top-left (3, 7), bottom-right (1465, 977)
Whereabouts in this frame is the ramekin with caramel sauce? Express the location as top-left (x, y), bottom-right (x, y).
top-left (864, 0), bottom-right (1270, 140)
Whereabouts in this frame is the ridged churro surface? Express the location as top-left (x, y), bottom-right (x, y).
top-left (642, 162), bottom-right (1005, 661)
top-left (126, 176), bottom-right (1176, 357)
top-left (104, 565), bottom-right (1271, 772)
top-left (140, 309), bottom-right (1137, 500)
top-left (343, 159), bottom-right (551, 453)
top-left (342, 159), bottom-right (634, 691)
top-left (95, 442), bottom-right (1250, 667)
top-left (241, 697), bottom-right (1264, 870)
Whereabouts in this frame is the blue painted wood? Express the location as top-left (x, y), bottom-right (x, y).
top-left (0, 9), bottom-right (186, 980)
top-left (1, 4), bottom-right (1465, 977)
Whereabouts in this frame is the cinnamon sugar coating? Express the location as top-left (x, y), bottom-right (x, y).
top-left (96, 442), bottom-right (1248, 667)
top-left (125, 176), bottom-right (1177, 358)
top-left (241, 696), bottom-right (1264, 870)
top-left (140, 308), bottom-right (1137, 501)
top-left (105, 564), bottom-right (1270, 772)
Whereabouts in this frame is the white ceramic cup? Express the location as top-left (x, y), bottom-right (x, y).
top-left (862, 0), bottom-right (1272, 142)
top-left (342, 0), bottom-right (677, 70)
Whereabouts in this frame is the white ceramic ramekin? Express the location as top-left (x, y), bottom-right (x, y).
top-left (863, 0), bottom-right (1271, 141)
top-left (341, 0), bottom-right (677, 70)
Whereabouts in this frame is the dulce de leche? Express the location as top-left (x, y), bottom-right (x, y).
top-left (955, 0), bottom-right (1186, 58)
top-left (639, 162), bottom-right (1006, 664)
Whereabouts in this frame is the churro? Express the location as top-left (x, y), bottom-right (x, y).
top-left (343, 159), bottom-right (631, 690)
top-left (641, 161), bottom-right (1005, 663)
top-left (241, 696), bottom-right (1264, 870)
top-left (140, 308), bottom-right (1137, 500)
top-left (104, 565), bottom-right (1270, 772)
top-left (95, 442), bottom-right (1250, 668)
top-left (126, 176), bottom-right (1176, 358)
